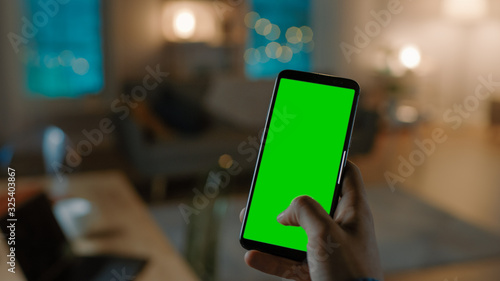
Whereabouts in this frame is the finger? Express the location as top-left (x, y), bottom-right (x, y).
top-left (337, 162), bottom-right (369, 213)
top-left (334, 161), bottom-right (371, 224)
top-left (245, 250), bottom-right (310, 280)
top-left (239, 208), bottom-right (246, 223)
top-left (341, 161), bottom-right (367, 198)
top-left (277, 196), bottom-right (340, 238)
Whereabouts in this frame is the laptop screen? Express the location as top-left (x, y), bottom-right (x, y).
top-left (1, 192), bottom-right (72, 281)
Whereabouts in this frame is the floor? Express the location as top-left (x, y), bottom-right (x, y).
top-left (151, 191), bottom-right (500, 281)
top-left (353, 125), bottom-right (500, 235)
top-left (385, 257), bottom-right (500, 281)
top-left (352, 125), bottom-right (500, 280)
top-left (150, 124), bottom-right (500, 280)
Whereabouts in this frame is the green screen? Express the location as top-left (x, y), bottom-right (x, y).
top-left (243, 78), bottom-right (355, 251)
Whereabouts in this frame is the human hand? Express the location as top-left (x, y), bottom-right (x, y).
top-left (240, 161), bottom-right (383, 281)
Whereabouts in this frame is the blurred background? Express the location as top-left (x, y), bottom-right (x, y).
top-left (1, 0), bottom-right (500, 280)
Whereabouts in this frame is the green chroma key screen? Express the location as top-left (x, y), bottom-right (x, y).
top-left (243, 77), bottom-right (356, 251)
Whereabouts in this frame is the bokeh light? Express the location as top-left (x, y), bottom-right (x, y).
top-left (244, 14), bottom-right (314, 68)
top-left (396, 105), bottom-right (419, 123)
top-left (287, 42), bottom-right (303, 54)
top-left (255, 18), bottom-right (271, 35)
top-left (399, 45), bottom-right (421, 69)
top-left (58, 50), bottom-right (75, 67)
top-left (44, 54), bottom-right (59, 69)
top-left (286, 26), bottom-right (303, 44)
top-left (277, 45), bottom-right (293, 63)
top-left (265, 42), bottom-right (282, 59)
top-left (218, 154), bottom-right (234, 169)
top-left (244, 11), bottom-right (260, 28)
top-left (173, 9), bottom-right (196, 39)
top-left (265, 24), bottom-right (281, 41)
top-left (244, 48), bottom-right (261, 65)
top-left (442, 0), bottom-right (488, 22)
top-left (72, 58), bottom-right (90, 75)
top-left (299, 26), bottom-right (313, 43)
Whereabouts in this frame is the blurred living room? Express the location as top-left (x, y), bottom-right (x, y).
top-left (1, 0), bottom-right (500, 280)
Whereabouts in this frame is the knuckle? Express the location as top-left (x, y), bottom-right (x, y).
top-left (293, 195), bottom-right (315, 209)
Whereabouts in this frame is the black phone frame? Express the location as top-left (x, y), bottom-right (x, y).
top-left (239, 69), bottom-right (360, 262)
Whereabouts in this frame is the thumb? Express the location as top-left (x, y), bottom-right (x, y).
top-left (277, 196), bottom-right (339, 237)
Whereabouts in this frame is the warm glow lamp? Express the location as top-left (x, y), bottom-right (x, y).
top-left (162, 1), bottom-right (221, 44)
top-left (173, 9), bottom-right (196, 39)
top-left (442, 0), bottom-right (488, 22)
top-left (399, 45), bottom-right (421, 70)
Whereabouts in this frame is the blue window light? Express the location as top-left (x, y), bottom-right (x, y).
top-left (24, 0), bottom-right (104, 98)
top-left (244, 0), bottom-right (313, 79)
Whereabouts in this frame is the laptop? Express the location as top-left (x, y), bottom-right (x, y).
top-left (0, 192), bottom-right (147, 281)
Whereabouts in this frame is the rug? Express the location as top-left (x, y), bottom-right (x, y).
top-left (149, 188), bottom-right (500, 280)
top-left (368, 187), bottom-right (500, 272)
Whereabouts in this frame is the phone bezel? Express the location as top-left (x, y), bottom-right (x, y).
top-left (239, 69), bottom-right (360, 262)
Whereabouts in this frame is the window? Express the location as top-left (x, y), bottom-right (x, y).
top-left (24, 0), bottom-right (104, 98)
top-left (244, 0), bottom-right (313, 79)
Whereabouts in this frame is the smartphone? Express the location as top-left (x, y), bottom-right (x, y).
top-left (239, 69), bottom-right (360, 261)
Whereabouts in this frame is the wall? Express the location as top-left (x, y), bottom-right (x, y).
top-left (331, 0), bottom-right (500, 127)
top-left (108, 0), bottom-right (164, 81)
top-left (0, 0), bottom-right (28, 142)
top-left (0, 0), bottom-right (166, 147)
top-left (3, 0), bottom-right (500, 147)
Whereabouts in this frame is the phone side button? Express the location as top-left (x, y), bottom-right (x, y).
top-left (338, 151), bottom-right (347, 184)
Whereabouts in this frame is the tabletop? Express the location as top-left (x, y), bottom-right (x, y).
top-left (0, 170), bottom-right (200, 281)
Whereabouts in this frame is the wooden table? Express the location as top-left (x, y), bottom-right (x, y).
top-left (0, 170), bottom-right (199, 281)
